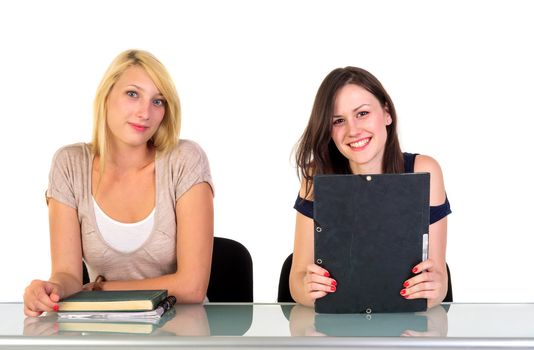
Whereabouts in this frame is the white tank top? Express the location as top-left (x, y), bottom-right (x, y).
top-left (92, 197), bottom-right (155, 253)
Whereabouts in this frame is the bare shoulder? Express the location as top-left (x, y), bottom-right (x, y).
top-left (414, 154), bottom-right (446, 205)
top-left (413, 154), bottom-right (443, 176)
top-left (298, 179), bottom-right (314, 201)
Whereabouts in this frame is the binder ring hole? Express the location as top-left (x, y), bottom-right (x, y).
top-left (366, 175), bottom-right (372, 181)
top-left (366, 314), bottom-right (372, 320)
top-left (365, 308), bottom-right (372, 314)
top-left (316, 227), bottom-right (322, 233)
top-left (316, 258), bottom-right (323, 265)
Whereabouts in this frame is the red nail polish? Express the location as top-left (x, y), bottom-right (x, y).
top-left (324, 271), bottom-right (330, 277)
top-left (53, 305), bottom-right (59, 312)
top-left (412, 267), bottom-right (418, 273)
top-left (330, 285), bottom-right (336, 291)
top-left (400, 289), bottom-right (406, 295)
top-left (403, 281), bottom-right (409, 287)
top-left (331, 280), bottom-right (337, 286)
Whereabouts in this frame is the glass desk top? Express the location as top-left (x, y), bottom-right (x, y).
top-left (1, 302), bottom-right (534, 349)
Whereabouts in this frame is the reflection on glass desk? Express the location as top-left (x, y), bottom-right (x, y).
top-left (1, 302), bottom-right (534, 349)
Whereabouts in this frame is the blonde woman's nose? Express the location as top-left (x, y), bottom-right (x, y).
top-left (136, 100), bottom-right (151, 120)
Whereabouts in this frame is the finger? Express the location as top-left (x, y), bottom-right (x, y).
top-left (24, 305), bottom-right (43, 318)
top-left (44, 283), bottom-right (62, 301)
top-left (49, 293), bottom-right (60, 303)
top-left (306, 273), bottom-right (337, 288)
top-left (307, 329), bottom-right (327, 337)
top-left (403, 271), bottom-right (437, 290)
top-left (34, 288), bottom-right (58, 310)
top-left (308, 281), bottom-right (336, 293)
top-left (406, 280), bottom-right (439, 295)
top-left (411, 259), bottom-right (434, 274)
top-left (404, 289), bottom-right (437, 300)
top-left (307, 264), bottom-right (331, 277)
top-left (309, 291), bottom-right (328, 300)
top-left (32, 298), bottom-right (57, 314)
top-left (401, 330), bottom-right (426, 337)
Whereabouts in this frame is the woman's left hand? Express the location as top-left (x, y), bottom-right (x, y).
top-left (400, 259), bottom-right (447, 308)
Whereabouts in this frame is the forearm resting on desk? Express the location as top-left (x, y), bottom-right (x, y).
top-left (97, 272), bottom-right (208, 303)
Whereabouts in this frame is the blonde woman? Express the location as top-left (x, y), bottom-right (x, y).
top-left (24, 50), bottom-right (214, 316)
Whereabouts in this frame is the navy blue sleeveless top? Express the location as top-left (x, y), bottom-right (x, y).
top-left (294, 152), bottom-right (451, 224)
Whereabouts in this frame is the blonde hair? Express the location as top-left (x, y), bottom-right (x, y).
top-left (92, 49), bottom-right (181, 171)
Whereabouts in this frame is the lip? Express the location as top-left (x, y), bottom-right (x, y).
top-left (128, 122), bottom-right (149, 132)
top-left (347, 137), bottom-right (371, 151)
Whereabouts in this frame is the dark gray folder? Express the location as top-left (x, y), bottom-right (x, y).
top-left (314, 173), bottom-right (430, 314)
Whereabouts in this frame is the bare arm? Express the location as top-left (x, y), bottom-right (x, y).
top-left (403, 155), bottom-right (448, 308)
top-left (99, 182), bottom-right (214, 303)
top-left (289, 182), bottom-right (336, 307)
top-left (23, 198), bottom-right (84, 316)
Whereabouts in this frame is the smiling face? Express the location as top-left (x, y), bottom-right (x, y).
top-left (105, 65), bottom-right (166, 150)
top-left (330, 83), bottom-right (392, 174)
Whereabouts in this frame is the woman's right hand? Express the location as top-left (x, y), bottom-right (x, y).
top-left (303, 264), bottom-right (337, 302)
top-left (23, 280), bottom-right (62, 317)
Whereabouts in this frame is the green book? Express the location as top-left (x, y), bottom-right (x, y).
top-left (58, 290), bottom-right (168, 312)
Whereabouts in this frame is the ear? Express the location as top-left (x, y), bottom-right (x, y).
top-left (385, 112), bottom-right (392, 126)
top-left (384, 103), bottom-right (392, 126)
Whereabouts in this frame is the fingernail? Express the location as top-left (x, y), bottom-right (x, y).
top-left (400, 289), bottom-right (406, 295)
top-left (330, 285), bottom-right (336, 291)
top-left (324, 271), bottom-right (330, 277)
top-left (331, 280), bottom-right (337, 286)
top-left (412, 267), bottom-right (418, 273)
top-left (403, 281), bottom-right (409, 287)
top-left (53, 305), bottom-right (59, 312)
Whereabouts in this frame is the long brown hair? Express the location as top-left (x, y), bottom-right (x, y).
top-left (295, 67), bottom-right (404, 199)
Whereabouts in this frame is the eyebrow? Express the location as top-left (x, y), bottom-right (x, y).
top-left (127, 84), bottom-right (164, 98)
top-left (333, 104), bottom-right (370, 118)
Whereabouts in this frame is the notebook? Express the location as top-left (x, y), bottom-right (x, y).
top-left (58, 307), bottom-right (176, 335)
top-left (313, 173), bottom-right (429, 314)
top-left (58, 290), bottom-right (168, 312)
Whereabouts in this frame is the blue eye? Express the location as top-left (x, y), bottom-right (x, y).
top-left (153, 99), bottom-right (165, 107)
top-left (126, 91), bottom-right (138, 98)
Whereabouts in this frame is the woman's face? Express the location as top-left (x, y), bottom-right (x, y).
top-left (106, 65), bottom-right (165, 149)
top-left (330, 84), bottom-right (392, 174)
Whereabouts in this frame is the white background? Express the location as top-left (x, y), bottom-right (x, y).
top-left (1, 0), bottom-right (533, 303)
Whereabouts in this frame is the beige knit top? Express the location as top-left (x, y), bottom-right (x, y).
top-left (46, 140), bottom-right (213, 282)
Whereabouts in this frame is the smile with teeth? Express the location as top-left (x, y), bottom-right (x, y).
top-left (349, 137), bottom-right (370, 148)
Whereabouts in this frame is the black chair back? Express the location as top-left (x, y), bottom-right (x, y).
top-left (207, 237), bottom-right (253, 302)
